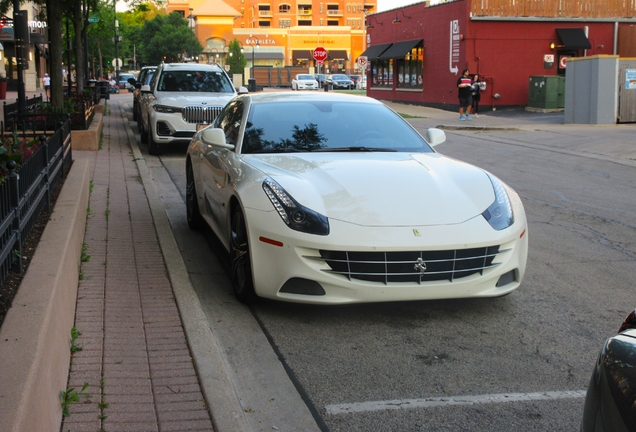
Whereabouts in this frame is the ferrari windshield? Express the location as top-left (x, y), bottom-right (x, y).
top-left (157, 70), bottom-right (235, 93)
top-left (242, 101), bottom-right (433, 154)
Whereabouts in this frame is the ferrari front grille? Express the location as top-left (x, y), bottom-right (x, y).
top-left (181, 105), bottom-right (223, 124)
top-left (309, 246), bottom-right (503, 284)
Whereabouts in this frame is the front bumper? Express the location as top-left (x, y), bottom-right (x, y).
top-left (245, 207), bottom-right (528, 304)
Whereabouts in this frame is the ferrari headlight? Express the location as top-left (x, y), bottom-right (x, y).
top-left (482, 173), bottom-right (514, 230)
top-left (153, 104), bottom-right (182, 114)
top-left (262, 178), bottom-right (329, 236)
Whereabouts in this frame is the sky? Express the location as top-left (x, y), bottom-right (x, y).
top-left (377, 0), bottom-right (433, 13)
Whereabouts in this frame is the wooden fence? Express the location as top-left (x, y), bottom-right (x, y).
top-left (471, 0), bottom-right (636, 18)
top-left (253, 66), bottom-right (310, 88)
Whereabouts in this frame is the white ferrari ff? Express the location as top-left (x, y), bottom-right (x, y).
top-left (185, 92), bottom-right (528, 304)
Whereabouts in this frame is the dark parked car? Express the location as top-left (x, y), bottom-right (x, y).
top-left (326, 74), bottom-right (354, 90)
top-left (581, 309), bottom-right (636, 432)
top-left (314, 73), bottom-right (327, 87)
top-left (130, 66), bottom-right (157, 122)
top-left (117, 73), bottom-right (136, 92)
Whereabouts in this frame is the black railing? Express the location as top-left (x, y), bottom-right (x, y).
top-left (0, 120), bottom-right (72, 286)
top-left (2, 93), bottom-right (96, 138)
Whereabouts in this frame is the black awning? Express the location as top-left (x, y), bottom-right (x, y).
top-left (328, 50), bottom-right (348, 60)
top-left (293, 50), bottom-right (313, 61)
top-left (556, 28), bottom-right (591, 50)
top-left (378, 39), bottom-right (422, 59)
top-left (360, 43), bottom-right (392, 61)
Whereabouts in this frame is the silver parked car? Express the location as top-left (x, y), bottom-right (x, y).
top-left (138, 62), bottom-right (247, 155)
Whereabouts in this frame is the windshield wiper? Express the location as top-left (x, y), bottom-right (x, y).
top-left (310, 147), bottom-right (398, 152)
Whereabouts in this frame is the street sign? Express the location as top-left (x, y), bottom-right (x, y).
top-left (88, 17), bottom-right (99, 23)
top-left (357, 56), bottom-right (368, 68)
top-left (313, 47), bottom-right (328, 62)
top-left (112, 58), bottom-right (123, 68)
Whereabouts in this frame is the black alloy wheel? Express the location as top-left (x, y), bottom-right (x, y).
top-left (230, 207), bottom-right (258, 303)
top-left (186, 163), bottom-right (204, 230)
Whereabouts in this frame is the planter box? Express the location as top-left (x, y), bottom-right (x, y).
top-left (71, 112), bottom-right (103, 151)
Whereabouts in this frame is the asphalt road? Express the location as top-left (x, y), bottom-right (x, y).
top-left (127, 99), bottom-right (634, 431)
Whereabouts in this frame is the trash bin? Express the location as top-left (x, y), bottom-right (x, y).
top-left (248, 78), bottom-right (256, 93)
top-left (96, 80), bottom-right (110, 100)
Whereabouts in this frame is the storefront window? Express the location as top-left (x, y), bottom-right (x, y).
top-left (371, 59), bottom-right (393, 88)
top-left (396, 46), bottom-right (423, 89)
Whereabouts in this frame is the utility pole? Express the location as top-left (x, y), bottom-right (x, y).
top-left (114, 0), bottom-right (119, 84)
top-left (12, 0), bottom-right (27, 117)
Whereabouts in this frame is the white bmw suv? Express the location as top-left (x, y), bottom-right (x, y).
top-left (139, 62), bottom-right (247, 155)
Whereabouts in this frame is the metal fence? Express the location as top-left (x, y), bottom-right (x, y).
top-left (0, 120), bottom-right (73, 286)
top-left (2, 93), bottom-right (96, 138)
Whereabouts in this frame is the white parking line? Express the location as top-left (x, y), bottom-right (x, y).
top-left (325, 390), bottom-right (587, 415)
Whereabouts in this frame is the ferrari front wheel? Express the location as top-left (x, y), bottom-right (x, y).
top-left (186, 163), bottom-right (204, 230)
top-left (230, 207), bottom-right (258, 303)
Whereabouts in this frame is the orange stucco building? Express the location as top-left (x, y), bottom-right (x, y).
top-left (166, 0), bottom-right (375, 74)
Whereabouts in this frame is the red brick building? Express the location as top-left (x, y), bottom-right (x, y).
top-left (363, 0), bottom-right (636, 110)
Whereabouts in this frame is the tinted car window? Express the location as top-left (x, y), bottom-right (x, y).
top-left (216, 101), bottom-right (244, 145)
top-left (158, 70), bottom-right (235, 93)
top-left (242, 101), bottom-right (432, 154)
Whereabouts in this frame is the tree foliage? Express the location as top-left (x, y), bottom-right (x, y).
top-left (227, 39), bottom-right (246, 77)
top-left (138, 12), bottom-right (202, 64)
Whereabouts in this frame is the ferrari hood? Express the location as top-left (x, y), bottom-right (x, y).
top-left (246, 153), bottom-right (495, 227)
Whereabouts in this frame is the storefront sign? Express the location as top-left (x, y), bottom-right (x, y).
top-left (450, 20), bottom-right (460, 74)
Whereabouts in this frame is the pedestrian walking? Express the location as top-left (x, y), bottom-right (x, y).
top-left (471, 74), bottom-right (483, 118)
top-left (457, 69), bottom-right (473, 121)
top-left (42, 73), bottom-right (51, 101)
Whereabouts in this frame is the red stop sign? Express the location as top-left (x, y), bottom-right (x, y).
top-left (313, 47), bottom-right (328, 62)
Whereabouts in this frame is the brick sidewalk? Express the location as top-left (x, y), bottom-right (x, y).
top-left (62, 99), bottom-right (214, 432)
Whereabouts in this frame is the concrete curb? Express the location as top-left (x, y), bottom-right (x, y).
top-left (0, 158), bottom-right (90, 432)
top-left (436, 124), bottom-right (527, 132)
top-left (121, 107), bottom-right (252, 432)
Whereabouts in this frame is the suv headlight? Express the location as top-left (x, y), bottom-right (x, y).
top-left (482, 173), bottom-right (514, 230)
top-left (262, 178), bottom-right (329, 236)
top-left (153, 105), bottom-right (182, 114)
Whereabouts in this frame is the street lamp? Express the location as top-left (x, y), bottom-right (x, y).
top-left (247, 36), bottom-right (260, 79)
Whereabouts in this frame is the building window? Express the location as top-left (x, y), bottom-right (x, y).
top-left (176, 10), bottom-right (185, 17)
top-left (396, 46), bottom-right (424, 89)
top-left (372, 59), bottom-right (393, 88)
top-left (327, 20), bottom-right (339, 26)
top-left (320, 19), bottom-right (324, 25)
top-left (259, 20), bottom-right (271, 27)
top-left (280, 19), bottom-right (291, 28)
top-left (299, 20), bottom-right (312, 26)
top-left (279, 4), bottom-right (290, 13)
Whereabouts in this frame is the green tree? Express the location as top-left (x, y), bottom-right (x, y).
top-left (139, 12), bottom-right (202, 64)
top-left (227, 39), bottom-right (246, 77)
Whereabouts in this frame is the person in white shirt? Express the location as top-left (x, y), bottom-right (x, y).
top-left (42, 73), bottom-right (51, 100)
